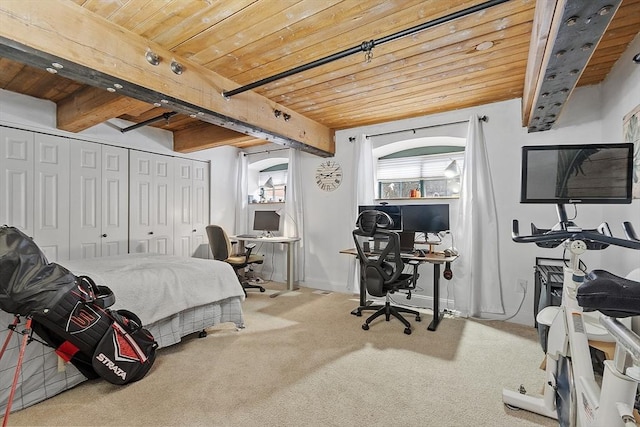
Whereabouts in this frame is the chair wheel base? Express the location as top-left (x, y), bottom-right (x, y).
top-left (198, 330), bottom-right (207, 338)
top-left (404, 328), bottom-right (412, 335)
top-left (416, 315), bottom-right (421, 322)
top-left (362, 323), bottom-right (369, 330)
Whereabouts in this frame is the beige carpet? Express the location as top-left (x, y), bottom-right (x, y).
top-left (4, 283), bottom-right (556, 427)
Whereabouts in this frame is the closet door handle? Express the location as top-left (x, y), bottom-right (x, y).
top-left (192, 229), bottom-right (197, 232)
top-left (101, 234), bottom-right (107, 238)
top-left (148, 231), bottom-right (154, 235)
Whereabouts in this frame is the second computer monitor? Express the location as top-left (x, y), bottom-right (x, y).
top-left (253, 210), bottom-right (280, 233)
top-left (357, 204), bottom-right (402, 230)
top-left (401, 204), bottom-right (450, 233)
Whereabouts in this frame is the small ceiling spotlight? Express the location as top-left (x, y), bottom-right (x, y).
top-left (106, 87), bottom-right (116, 93)
top-left (45, 67), bottom-right (58, 74)
top-left (113, 83), bottom-right (123, 89)
top-left (51, 62), bottom-right (64, 69)
top-left (145, 50), bottom-right (160, 66)
top-left (283, 113), bottom-right (291, 121)
top-left (475, 41), bottom-right (494, 51)
top-left (633, 53), bottom-right (640, 64)
top-left (170, 60), bottom-right (183, 75)
top-left (273, 109), bottom-right (282, 118)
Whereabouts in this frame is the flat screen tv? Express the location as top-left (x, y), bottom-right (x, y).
top-left (358, 204), bottom-right (402, 231)
top-left (253, 210), bottom-right (280, 232)
top-left (401, 204), bottom-right (450, 233)
top-left (520, 143), bottom-right (633, 204)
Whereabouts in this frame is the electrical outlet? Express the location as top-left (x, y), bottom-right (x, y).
top-left (516, 278), bottom-right (527, 294)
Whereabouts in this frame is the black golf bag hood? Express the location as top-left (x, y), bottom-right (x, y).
top-left (0, 226), bottom-right (77, 316)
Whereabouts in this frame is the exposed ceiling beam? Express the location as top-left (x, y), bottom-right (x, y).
top-left (522, 0), bottom-right (622, 131)
top-left (57, 87), bottom-right (152, 133)
top-left (174, 122), bottom-right (265, 153)
top-left (0, 0), bottom-right (334, 157)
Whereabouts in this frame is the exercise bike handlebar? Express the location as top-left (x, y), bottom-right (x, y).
top-left (512, 219), bottom-right (640, 250)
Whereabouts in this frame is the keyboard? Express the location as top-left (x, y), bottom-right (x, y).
top-left (236, 234), bottom-right (259, 238)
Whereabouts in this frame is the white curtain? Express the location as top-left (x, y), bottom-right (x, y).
top-left (452, 115), bottom-right (505, 317)
top-left (347, 133), bottom-right (375, 293)
top-left (234, 152), bottom-right (249, 234)
top-left (283, 148), bottom-right (305, 281)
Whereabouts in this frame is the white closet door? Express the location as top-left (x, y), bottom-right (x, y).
top-left (174, 157), bottom-right (193, 257)
top-left (0, 127), bottom-right (34, 234)
top-left (33, 133), bottom-right (70, 262)
top-left (129, 150), bottom-right (174, 254)
top-left (70, 140), bottom-right (101, 259)
top-left (101, 145), bottom-right (128, 256)
top-left (69, 142), bottom-right (128, 259)
top-left (192, 160), bottom-right (209, 257)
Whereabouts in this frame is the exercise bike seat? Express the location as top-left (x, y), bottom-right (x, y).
top-left (577, 269), bottom-right (640, 318)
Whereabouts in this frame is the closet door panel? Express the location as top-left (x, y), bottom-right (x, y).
top-left (192, 160), bottom-right (209, 258)
top-left (129, 151), bottom-right (153, 253)
top-left (174, 158), bottom-right (193, 257)
top-left (0, 127), bottom-right (34, 234)
top-left (129, 150), bottom-right (173, 254)
top-left (70, 140), bottom-right (101, 259)
top-left (34, 133), bottom-right (69, 262)
top-left (101, 145), bottom-right (128, 256)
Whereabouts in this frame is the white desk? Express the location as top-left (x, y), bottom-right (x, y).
top-left (233, 235), bottom-right (301, 297)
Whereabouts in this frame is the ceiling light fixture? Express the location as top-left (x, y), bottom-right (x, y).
top-left (633, 53), bottom-right (640, 64)
top-left (475, 41), bottom-right (494, 51)
top-left (145, 50), bottom-right (160, 66)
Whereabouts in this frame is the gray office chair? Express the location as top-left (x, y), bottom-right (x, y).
top-left (353, 210), bottom-right (421, 335)
top-left (206, 225), bottom-right (265, 296)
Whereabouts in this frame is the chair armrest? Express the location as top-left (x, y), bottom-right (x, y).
top-left (244, 243), bottom-right (256, 258)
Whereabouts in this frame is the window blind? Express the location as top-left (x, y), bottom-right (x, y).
top-left (377, 152), bottom-right (465, 181)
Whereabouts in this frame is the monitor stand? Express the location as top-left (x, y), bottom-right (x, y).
top-left (551, 204), bottom-right (577, 231)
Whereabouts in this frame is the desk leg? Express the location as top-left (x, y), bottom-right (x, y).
top-left (270, 241), bottom-right (298, 298)
top-left (428, 263), bottom-right (444, 331)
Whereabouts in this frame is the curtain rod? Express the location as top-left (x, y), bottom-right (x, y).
top-left (356, 115), bottom-right (488, 141)
top-left (243, 147), bottom-right (290, 156)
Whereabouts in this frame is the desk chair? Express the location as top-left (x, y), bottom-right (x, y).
top-left (353, 210), bottom-right (421, 335)
top-left (206, 225), bottom-right (265, 296)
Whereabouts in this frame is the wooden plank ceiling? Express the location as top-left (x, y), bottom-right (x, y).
top-left (0, 0), bottom-right (638, 156)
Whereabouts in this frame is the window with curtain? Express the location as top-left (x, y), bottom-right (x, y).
top-left (257, 163), bottom-right (288, 203)
top-left (377, 146), bottom-right (464, 199)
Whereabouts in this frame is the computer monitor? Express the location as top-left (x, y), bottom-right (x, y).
top-left (520, 143), bottom-right (633, 204)
top-left (357, 204), bottom-right (402, 231)
top-left (253, 210), bottom-right (280, 233)
top-left (401, 204), bottom-right (450, 233)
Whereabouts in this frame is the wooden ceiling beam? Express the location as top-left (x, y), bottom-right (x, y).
top-left (522, 0), bottom-right (622, 132)
top-left (57, 86), bottom-right (153, 132)
top-left (173, 122), bottom-right (263, 153)
top-left (0, 0), bottom-right (334, 157)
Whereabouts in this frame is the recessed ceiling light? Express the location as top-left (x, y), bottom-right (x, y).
top-left (475, 41), bottom-right (494, 51)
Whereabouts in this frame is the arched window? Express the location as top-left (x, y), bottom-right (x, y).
top-left (374, 137), bottom-right (465, 199)
top-left (248, 158), bottom-right (288, 203)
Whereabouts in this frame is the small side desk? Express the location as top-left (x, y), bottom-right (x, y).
top-left (340, 248), bottom-right (457, 331)
top-left (233, 235), bottom-right (300, 297)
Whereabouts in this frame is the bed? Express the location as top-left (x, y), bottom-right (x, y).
top-left (0, 253), bottom-right (245, 414)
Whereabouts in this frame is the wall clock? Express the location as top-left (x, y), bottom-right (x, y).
top-left (315, 160), bottom-right (343, 192)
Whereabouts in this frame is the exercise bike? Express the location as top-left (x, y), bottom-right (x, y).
top-left (502, 207), bottom-right (640, 426)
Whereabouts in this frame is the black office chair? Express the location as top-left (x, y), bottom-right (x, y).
top-left (206, 225), bottom-right (265, 296)
top-left (353, 210), bottom-right (421, 335)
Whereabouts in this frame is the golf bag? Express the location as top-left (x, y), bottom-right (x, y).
top-left (0, 225), bottom-right (157, 385)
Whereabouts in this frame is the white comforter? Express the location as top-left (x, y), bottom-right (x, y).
top-left (62, 253), bottom-right (245, 325)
